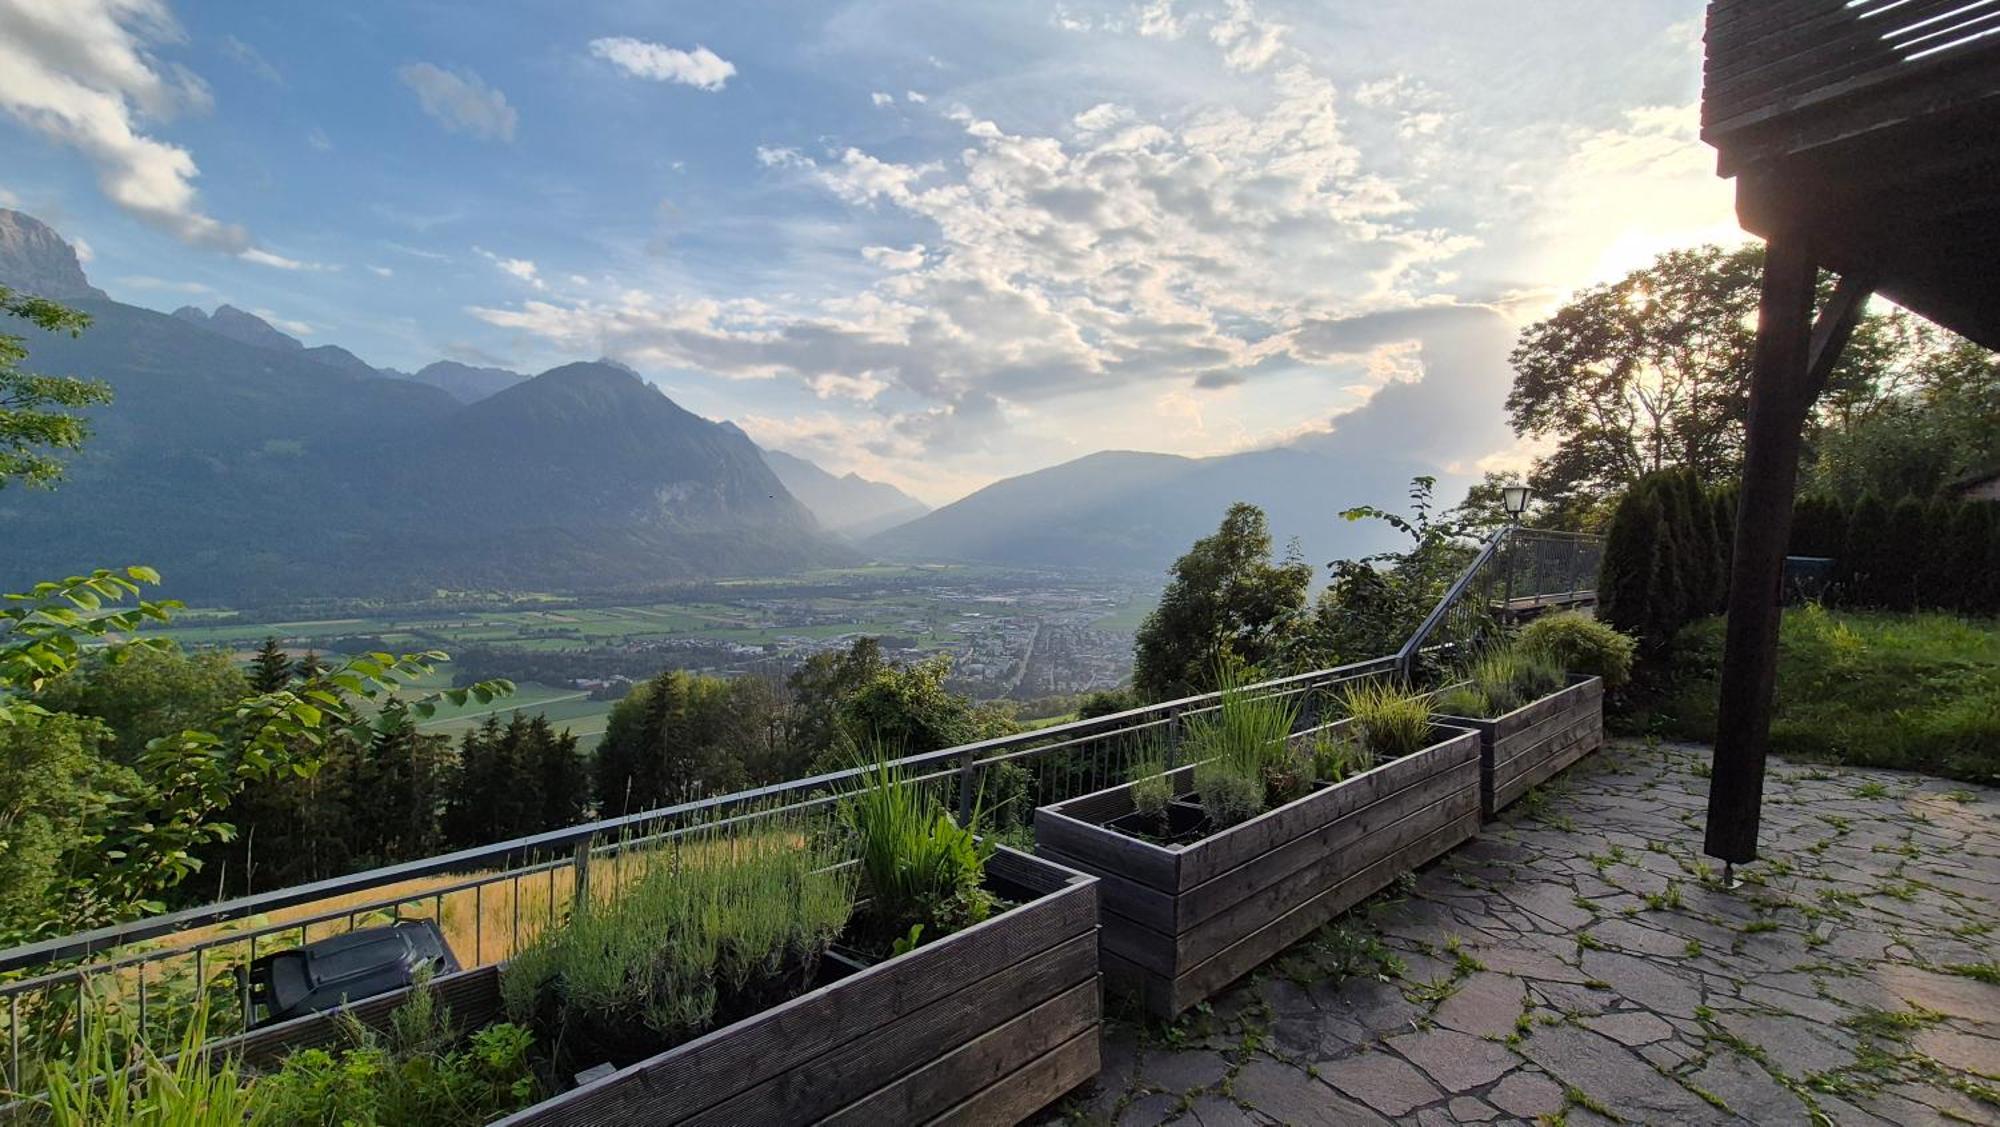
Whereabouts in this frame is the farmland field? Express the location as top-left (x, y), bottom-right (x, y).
top-left (141, 566), bottom-right (1154, 752)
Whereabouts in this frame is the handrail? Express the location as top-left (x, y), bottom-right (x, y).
top-left (1395, 526), bottom-right (1510, 680)
top-left (0, 654), bottom-right (1398, 975)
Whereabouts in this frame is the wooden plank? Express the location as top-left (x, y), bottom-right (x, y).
top-left (503, 863), bottom-right (1097, 1125)
top-left (927, 1025), bottom-right (1101, 1127)
top-left (207, 964), bottom-right (505, 1070)
top-left (1164, 807), bottom-right (1480, 1016)
top-left (1493, 721), bottom-right (1603, 813)
top-left (685, 932), bottom-right (1098, 1125)
top-left (1175, 728), bottom-right (1477, 889)
top-left (819, 979), bottom-right (1101, 1127)
top-left (1175, 757), bottom-right (1479, 935)
top-left (1492, 720), bottom-right (1600, 787)
top-left (1033, 806), bottom-right (1180, 893)
top-left (1492, 710), bottom-right (1600, 778)
top-left (1172, 777), bottom-right (1478, 969)
top-left (1036, 845), bottom-right (1178, 937)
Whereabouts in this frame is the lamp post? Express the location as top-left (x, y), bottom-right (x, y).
top-left (1500, 485), bottom-right (1531, 613)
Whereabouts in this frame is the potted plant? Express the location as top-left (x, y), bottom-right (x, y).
top-left (199, 763), bottom-right (1102, 1125)
top-left (1034, 676), bottom-right (1478, 1019)
top-left (1433, 612), bottom-right (1627, 818)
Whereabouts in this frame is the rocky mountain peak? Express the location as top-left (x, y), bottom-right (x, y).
top-left (0, 209), bottom-right (107, 302)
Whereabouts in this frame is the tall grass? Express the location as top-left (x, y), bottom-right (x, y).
top-left (1440, 643), bottom-right (1566, 718)
top-left (1185, 666), bottom-right (1304, 828)
top-left (31, 995), bottom-right (267, 1127)
top-left (500, 824), bottom-right (854, 1066)
top-left (842, 755), bottom-right (995, 952)
top-left (1341, 680), bottom-right (1432, 760)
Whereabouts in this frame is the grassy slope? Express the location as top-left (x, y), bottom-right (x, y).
top-left (1659, 607), bottom-right (2000, 783)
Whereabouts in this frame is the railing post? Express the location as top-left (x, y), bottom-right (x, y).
top-left (1165, 711), bottom-right (1182, 769)
top-left (571, 836), bottom-right (593, 914)
top-left (956, 747), bottom-right (977, 825)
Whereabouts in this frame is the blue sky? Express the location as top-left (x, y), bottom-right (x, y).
top-left (0, 0), bottom-right (1739, 504)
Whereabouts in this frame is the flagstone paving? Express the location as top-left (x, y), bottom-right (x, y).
top-left (1047, 739), bottom-right (2000, 1126)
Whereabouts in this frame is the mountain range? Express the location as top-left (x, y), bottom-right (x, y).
top-left (0, 210), bottom-right (893, 600)
top-left (3, 208), bottom-right (1514, 597)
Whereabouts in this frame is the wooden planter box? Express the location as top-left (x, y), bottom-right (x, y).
top-left (1033, 724), bottom-right (1479, 1019)
top-left (209, 846), bottom-right (1101, 1125)
top-left (1437, 675), bottom-right (1603, 818)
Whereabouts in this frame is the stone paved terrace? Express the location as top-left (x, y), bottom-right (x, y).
top-left (1050, 740), bottom-right (2000, 1126)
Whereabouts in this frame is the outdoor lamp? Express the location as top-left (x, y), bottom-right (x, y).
top-left (1501, 484), bottom-right (1532, 521)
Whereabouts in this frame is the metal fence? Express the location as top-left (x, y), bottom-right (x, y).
top-left (0, 656), bottom-right (1399, 1090)
top-left (0, 524), bottom-right (1603, 1090)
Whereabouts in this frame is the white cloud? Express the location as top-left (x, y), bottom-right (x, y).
top-left (475, 61), bottom-right (1475, 460)
top-left (589, 37), bottom-right (735, 91)
top-left (306, 126), bottom-right (332, 151)
top-left (238, 246), bottom-right (320, 270)
top-left (1209, 0), bottom-right (1287, 72)
top-left (477, 246), bottom-right (544, 288)
top-left (70, 235), bottom-right (94, 263)
top-left (114, 273), bottom-right (211, 293)
top-left (870, 91), bottom-right (894, 107)
top-left (219, 34), bottom-right (281, 85)
top-left (252, 307), bottom-right (313, 336)
top-left (367, 264), bottom-right (394, 277)
top-left (1135, 0), bottom-right (1187, 40)
top-left (398, 62), bottom-right (517, 141)
top-left (904, 90), bottom-right (927, 104)
top-left (862, 243), bottom-right (926, 270)
top-left (0, 0), bottom-right (262, 254)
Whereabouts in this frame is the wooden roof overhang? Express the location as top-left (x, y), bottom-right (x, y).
top-left (1703, 0), bottom-right (2000, 349)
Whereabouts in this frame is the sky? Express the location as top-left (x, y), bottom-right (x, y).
top-left (0, 0), bottom-right (1742, 506)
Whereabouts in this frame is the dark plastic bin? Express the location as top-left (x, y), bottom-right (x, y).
top-left (241, 919), bottom-right (459, 1029)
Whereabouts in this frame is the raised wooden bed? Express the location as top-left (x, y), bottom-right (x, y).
top-left (1437, 675), bottom-right (1603, 818)
top-left (1033, 723), bottom-right (1479, 1019)
top-left (206, 846), bottom-right (1101, 1125)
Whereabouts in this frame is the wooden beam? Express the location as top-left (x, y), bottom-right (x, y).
top-left (1806, 272), bottom-right (1877, 398)
top-left (1706, 230), bottom-right (1820, 865)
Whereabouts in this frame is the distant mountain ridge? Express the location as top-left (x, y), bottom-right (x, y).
top-left (0, 210), bottom-right (104, 301)
top-left (757, 446), bottom-right (929, 538)
top-left (0, 210), bottom-right (853, 600)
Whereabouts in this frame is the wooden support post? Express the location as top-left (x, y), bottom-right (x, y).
top-left (1706, 237), bottom-right (1870, 864)
top-left (1706, 235), bottom-right (1816, 864)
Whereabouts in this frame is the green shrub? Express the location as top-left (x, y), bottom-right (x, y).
top-left (1342, 680), bottom-right (1432, 759)
top-left (843, 755), bottom-right (996, 953)
top-left (501, 826), bottom-right (854, 1064)
top-left (257, 978), bottom-right (540, 1126)
top-left (1311, 730), bottom-right (1366, 784)
top-left (1435, 683), bottom-right (1489, 718)
top-left (1519, 611), bottom-right (1636, 689)
top-left (1128, 745), bottom-right (1172, 818)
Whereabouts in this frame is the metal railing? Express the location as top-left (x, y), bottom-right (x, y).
top-left (1396, 526), bottom-right (1603, 679)
top-left (0, 525), bottom-right (1604, 1087)
top-left (0, 656), bottom-right (1398, 1089)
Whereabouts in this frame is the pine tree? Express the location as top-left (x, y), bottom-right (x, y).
top-left (350, 704), bottom-right (452, 866)
top-left (292, 650), bottom-right (327, 681)
top-left (1597, 485), bottom-right (1661, 645)
top-left (1842, 493), bottom-right (1891, 607)
top-left (528, 715), bottom-right (590, 831)
top-left (1946, 502), bottom-right (1994, 616)
top-left (1883, 496), bottom-right (1928, 611)
top-left (1713, 486), bottom-right (1739, 601)
top-left (1647, 506), bottom-right (1688, 656)
top-left (250, 637), bottom-right (292, 693)
top-left (1912, 499), bottom-right (1954, 610)
top-left (1789, 495), bottom-right (1847, 560)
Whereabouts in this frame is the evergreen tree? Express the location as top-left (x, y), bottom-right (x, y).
top-left (292, 650), bottom-right (327, 681)
top-left (1947, 502), bottom-right (1997, 616)
top-left (250, 637), bottom-right (292, 693)
top-left (1597, 485), bottom-right (1660, 643)
top-left (527, 715), bottom-right (590, 831)
top-left (1883, 496), bottom-right (1928, 611)
top-left (349, 704), bottom-right (452, 866)
top-left (1916, 499), bottom-right (1960, 610)
top-left (1647, 505), bottom-right (1688, 656)
top-left (1842, 493), bottom-right (1892, 607)
top-left (1788, 495), bottom-right (1848, 560)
